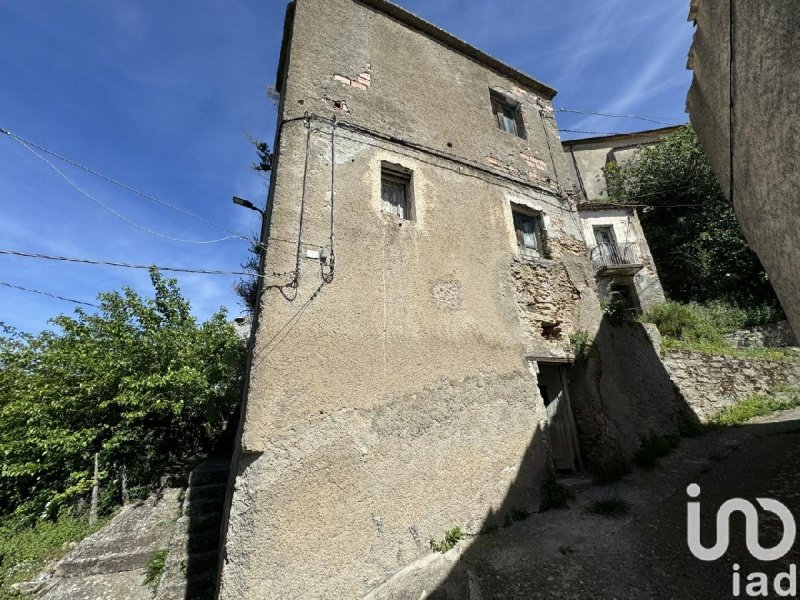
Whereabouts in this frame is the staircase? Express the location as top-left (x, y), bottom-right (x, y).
top-left (154, 456), bottom-right (231, 600)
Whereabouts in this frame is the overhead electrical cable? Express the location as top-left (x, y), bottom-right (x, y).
top-left (554, 108), bottom-right (685, 126)
top-left (0, 249), bottom-right (295, 279)
top-left (0, 127), bottom-right (256, 245)
top-left (0, 281), bottom-right (99, 307)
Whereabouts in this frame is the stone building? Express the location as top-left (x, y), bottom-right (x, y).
top-left (561, 130), bottom-right (671, 314)
top-left (216, 1), bottom-right (680, 598)
top-left (686, 0), bottom-right (800, 334)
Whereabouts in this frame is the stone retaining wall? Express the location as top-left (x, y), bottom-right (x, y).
top-left (723, 320), bottom-right (797, 349)
top-left (662, 350), bottom-right (800, 421)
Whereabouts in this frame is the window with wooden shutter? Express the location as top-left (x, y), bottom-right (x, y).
top-left (381, 163), bottom-right (413, 220)
top-left (490, 90), bottom-right (525, 138)
top-left (512, 208), bottom-right (545, 257)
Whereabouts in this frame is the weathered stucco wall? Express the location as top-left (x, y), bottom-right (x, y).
top-left (218, 1), bottom-right (602, 598)
top-left (687, 0), bottom-right (800, 335)
top-left (663, 350), bottom-right (800, 422)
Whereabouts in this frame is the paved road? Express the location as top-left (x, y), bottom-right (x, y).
top-left (374, 408), bottom-right (800, 599)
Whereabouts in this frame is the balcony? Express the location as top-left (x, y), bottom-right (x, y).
top-left (589, 242), bottom-right (644, 276)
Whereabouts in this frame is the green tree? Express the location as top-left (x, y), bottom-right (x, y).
top-left (0, 269), bottom-right (245, 520)
top-left (603, 126), bottom-right (780, 309)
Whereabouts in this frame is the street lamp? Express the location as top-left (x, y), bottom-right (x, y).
top-left (232, 196), bottom-right (265, 216)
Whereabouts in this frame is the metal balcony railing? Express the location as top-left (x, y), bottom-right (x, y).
top-left (589, 242), bottom-right (642, 273)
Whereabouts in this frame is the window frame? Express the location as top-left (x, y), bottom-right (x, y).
top-left (490, 90), bottom-right (525, 138)
top-left (380, 162), bottom-right (414, 220)
top-left (512, 206), bottom-right (545, 258)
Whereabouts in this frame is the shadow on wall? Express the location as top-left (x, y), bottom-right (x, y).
top-left (411, 317), bottom-right (703, 599)
top-left (568, 317), bottom-right (701, 468)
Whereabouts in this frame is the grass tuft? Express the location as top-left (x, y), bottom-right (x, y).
top-left (709, 392), bottom-right (800, 427)
top-left (429, 526), bottom-right (464, 553)
top-left (632, 432), bottom-right (676, 469)
top-left (144, 548), bottom-right (169, 592)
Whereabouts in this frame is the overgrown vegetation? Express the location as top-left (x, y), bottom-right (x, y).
top-left (708, 392), bottom-right (800, 427)
top-left (144, 548), bottom-right (169, 593)
top-left (0, 510), bottom-right (109, 597)
top-left (0, 269), bottom-right (246, 521)
top-left (640, 301), bottom-right (794, 361)
top-left (587, 496), bottom-right (630, 518)
top-left (603, 126), bottom-right (782, 314)
top-left (632, 432), bottom-right (678, 469)
top-left (539, 474), bottom-right (575, 511)
top-left (429, 526), bottom-right (464, 553)
top-left (569, 329), bottom-right (593, 361)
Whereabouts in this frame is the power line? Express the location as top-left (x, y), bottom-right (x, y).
top-left (554, 108), bottom-right (685, 126)
top-left (0, 249), bottom-right (295, 279)
top-left (558, 128), bottom-right (628, 136)
top-left (0, 281), bottom-right (99, 307)
top-left (0, 126), bottom-right (255, 244)
top-left (12, 137), bottom-right (239, 245)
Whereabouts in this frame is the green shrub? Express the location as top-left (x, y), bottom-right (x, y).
top-left (429, 526), bottom-right (464, 553)
top-left (539, 474), bottom-right (574, 511)
top-left (0, 269), bottom-right (246, 519)
top-left (640, 302), bottom-right (723, 344)
top-left (587, 496), bottom-right (630, 518)
top-left (632, 432), bottom-right (675, 469)
top-left (569, 330), bottom-right (592, 361)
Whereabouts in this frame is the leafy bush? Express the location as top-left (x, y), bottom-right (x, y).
top-left (569, 330), bottom-right (592, 361)
top-left (587, 496), bottom-right (630, 518)
top-left (640, 302), bottom-right (723, 345)
top-left (429, 526), bottom-right (464, 553)
top-left (539, 474), bottom-right (574, 511)
top-left (0, 269), bottom-right (246, 520)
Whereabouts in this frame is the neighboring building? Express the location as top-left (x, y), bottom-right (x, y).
top-left (577, 203), bottom-right (665, 312)
top-left (686, 0), bottom-right (800, 334)
top-left (217, 0), bottom-right (606, 597)
top-left (562, 126), bottom-right (682, 202)
top-left (561, 131), bottom-right (670, 312)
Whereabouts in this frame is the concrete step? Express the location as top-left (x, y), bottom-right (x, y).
top-left (185, 482), bottom-right (227, 503)
top-left (188, 457), bottom-right (231, 487)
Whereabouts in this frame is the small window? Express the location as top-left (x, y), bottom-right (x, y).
top-left (608, 282), bottom-right (641, 314)
top-left (381, 163), bottom-right (412, 220)
top-left (512, 207), bottom-right (545, 258)
top-left (490, 91), bottom-right (524, 138)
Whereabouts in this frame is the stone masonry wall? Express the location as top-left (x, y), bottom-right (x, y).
top-left (662, 350), bottom-right (800, 422)
top-left (723, 320), bottom-right (797, 349)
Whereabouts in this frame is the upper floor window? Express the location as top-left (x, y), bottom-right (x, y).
top-left (512, 207), bottom-right (545, 258)
top-left (381, 162), bottom-right (413, 220)
top-left (490, 90), bottom-right (524, 138)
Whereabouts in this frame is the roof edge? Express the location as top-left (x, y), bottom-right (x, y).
top-left (577, 202), bottom-right (635, 212)
top-left (561, 125), bottom-right (686, 147)
top-left (354, 0), bottom-right (557, 100)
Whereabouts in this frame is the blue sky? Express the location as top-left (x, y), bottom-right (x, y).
top-left (0, 1), bottom-right (693, 333)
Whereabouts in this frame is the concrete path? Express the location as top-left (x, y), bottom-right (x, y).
top-left (368, 408), bottom-right (800, 599)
